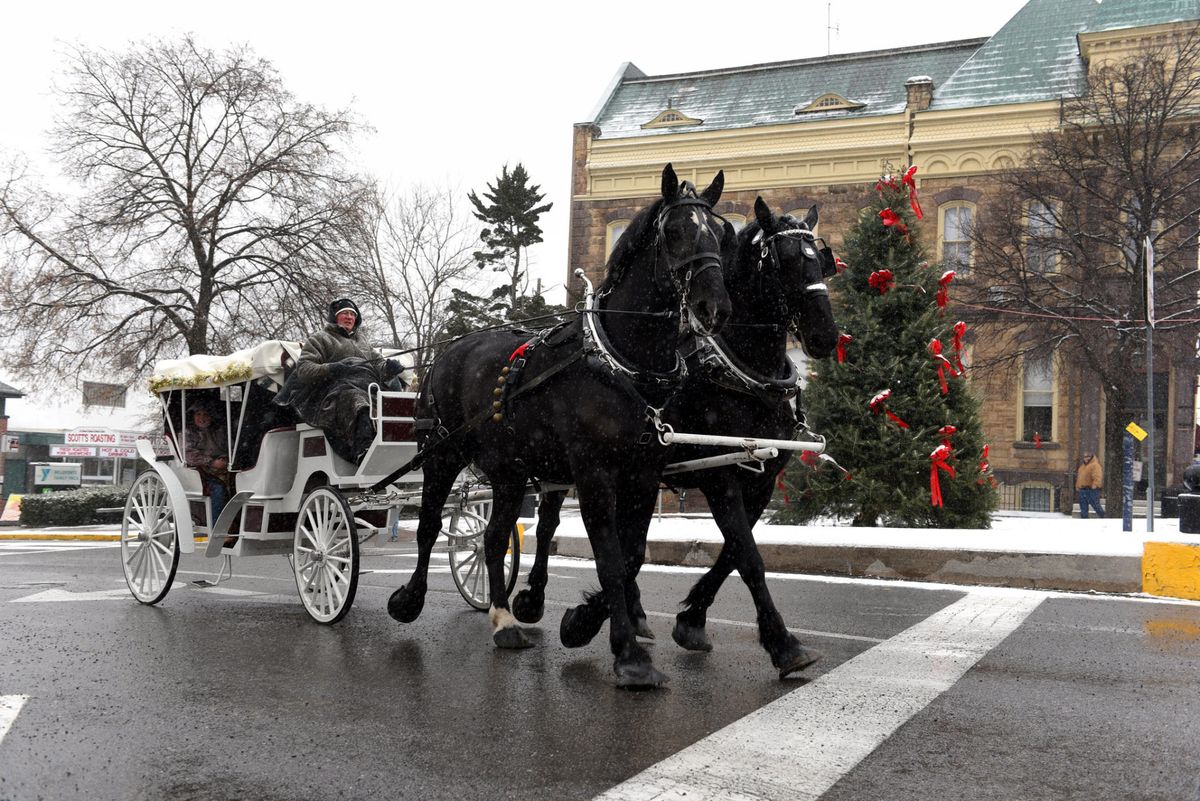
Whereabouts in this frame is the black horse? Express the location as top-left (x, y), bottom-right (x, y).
top-left (512, 197), bottom-right (839, 678)
top-left (386, 164), bottom-right (732, 689)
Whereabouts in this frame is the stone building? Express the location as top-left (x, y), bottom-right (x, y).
top-left (567, 0), bottom-right (1200, 511)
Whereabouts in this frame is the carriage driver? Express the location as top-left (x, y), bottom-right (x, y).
top-left (274, 298), bottom-right (405, 464)
top-left (185, 402), bottom-right (232, 519)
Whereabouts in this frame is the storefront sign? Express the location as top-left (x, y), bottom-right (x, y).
top-left (99, 446), bottom-right (137, 459)
top-left (65, 428), bottom-right (120, 446)
top-left (1, 434), bottom-right (19, 454)
top-left (50, 445), bottom-right (97, 458)
top-left (33, 463), bottom-right (83, 487)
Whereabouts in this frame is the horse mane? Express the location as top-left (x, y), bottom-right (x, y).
top-left (598, 198), bottom-right (665, 294)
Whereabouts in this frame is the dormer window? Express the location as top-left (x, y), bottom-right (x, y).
top-left (795, 92), bottom-right (865, 115)
top-left (642, 100), bottom-right (703, 129)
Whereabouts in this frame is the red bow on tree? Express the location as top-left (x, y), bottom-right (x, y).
top-left (977, 443), bottom-right (998, 488)
top-left (902, 165), bottom-right (924, 220)
top-left (928, 339), bottom-right (960, 395)
top-left (875, 175), bottom-right (900, 193)
top-left (834, 256), bottom-right (849, 274)
top-left (936, 270), bottom-right (956, 310)
top-left (868, 269), bottom-right (895, 294)
top-left (775, 469), bottom-right (790, 505)
top-left (836, 333), bottom-right (852, 363)
top-left (930, 443), bottom-right (956, 508)
top-left (879, 208), bottom-right (909, 235)
top-left (938, 425), bottom-right (958, 446)
top-left (952, 321), bottom-right (967, 372)
top-left (869, 389), bottom-right (910, 429)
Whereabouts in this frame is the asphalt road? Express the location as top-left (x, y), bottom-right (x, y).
top-left (0, 538), bottom-right (1198, 801)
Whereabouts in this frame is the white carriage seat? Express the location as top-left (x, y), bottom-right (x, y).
top-left (235, 426), bottom-right (301, 498)
top-left (355, 391), bottom-right (421, 481)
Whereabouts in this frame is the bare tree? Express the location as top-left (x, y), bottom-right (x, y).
top-left (963, 27), bottom-right (1200, 505)
top-left (350, 182), bottom-right (480, 383)
top-left (0, 35), bottom-right (367, 380)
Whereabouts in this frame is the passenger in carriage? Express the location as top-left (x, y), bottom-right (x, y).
top-left (185, 402), bottom-right (232, 518)
top-left (274, 298), bottom-right (405, 464)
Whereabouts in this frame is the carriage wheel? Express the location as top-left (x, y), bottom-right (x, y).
top-left (293, 486), bottom-right (359, 624)
top-left (120, 471), bottom-right (180, 605)
top-left (446, 499), bottom-right (521, 611)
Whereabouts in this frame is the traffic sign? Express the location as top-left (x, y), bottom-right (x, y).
top-left (1126, 422), bottom-right (1148, 441)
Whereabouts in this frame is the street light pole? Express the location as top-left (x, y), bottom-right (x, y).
top-left (1145, 236), bottom-right (1155, 533)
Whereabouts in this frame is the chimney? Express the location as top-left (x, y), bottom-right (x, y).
top-left (905, 76), bottom-right (934, 112)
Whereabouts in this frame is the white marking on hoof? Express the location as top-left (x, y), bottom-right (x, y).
top-left (489, 606), bottom-right (517, 631)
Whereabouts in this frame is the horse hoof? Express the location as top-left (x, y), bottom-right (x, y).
top-left (634, 617), bottom-right (655, 640)
top-left (671, 620), bottom-right (712, 652)
top-left (614, 662), bottom-right (670, 690)
top-left (560, 604), bottom-right (604, 649)
top-left (493, 625), bottom-right (533, 649)
top-left (387, 586), bottom-right (424, 623)
top-left (777, 645), bottom-right (823, 679)
top-left (511, 590), bottom-right (545, 624)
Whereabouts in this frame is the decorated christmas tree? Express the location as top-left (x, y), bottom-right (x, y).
top-left (777, 167), bottom-right (997, 527)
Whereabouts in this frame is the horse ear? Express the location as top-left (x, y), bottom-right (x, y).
top-left (661, 164), bottom-right (680, 201)
top-left (699, 170), bottom-right (724, 207)
top-left (805, 205), bottom-right (820, 229)
top-left (754, 196), bottom-right (775, 232)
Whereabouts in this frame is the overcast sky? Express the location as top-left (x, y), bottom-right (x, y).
top-left (0, 0), bottom-right (1033, 308)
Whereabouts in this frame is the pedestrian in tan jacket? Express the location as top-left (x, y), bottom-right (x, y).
top-left (1076, 453), bottom-right (1104, 518)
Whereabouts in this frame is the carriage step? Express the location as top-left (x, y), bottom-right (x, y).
top-left (191, 555), bottom-right (233, 587)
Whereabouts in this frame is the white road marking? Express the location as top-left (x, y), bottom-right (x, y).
top-left (12, 587), bottom-right (135, 603)
top-left (0, 695), bottom-right (28, 744)
top-left (593, 590), bottom-right (1044, 801)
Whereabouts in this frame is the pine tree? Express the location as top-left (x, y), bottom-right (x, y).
top-left (467, 163), bottom-right (554, 314)
top-left (777, 168), bottom-right (997, 528)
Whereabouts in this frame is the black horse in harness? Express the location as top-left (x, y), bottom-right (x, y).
top-left (385, 164), bottom-right (731, 688)
top-left (511, 198), bottom-right (840, 678)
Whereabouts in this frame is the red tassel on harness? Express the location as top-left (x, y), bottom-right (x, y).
top-left (836, 333), bottom-right (852, 364)
top-left (930, 443), bottom-right (956, 508)
top-left (902, 166), bottom-right (924, 220)
top-left (509, 341), bottom-right (531, 362)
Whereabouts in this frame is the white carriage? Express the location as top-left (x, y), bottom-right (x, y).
top-left (120, 340), bottom-right (519, 623)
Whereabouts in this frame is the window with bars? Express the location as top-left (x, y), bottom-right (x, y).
top-left (82, 381), bottom-right (127, 408)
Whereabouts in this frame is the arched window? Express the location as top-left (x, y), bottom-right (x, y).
top-left (606, 219), bottom-right (630, 259)
top-left (939, 202), bottom-right (974, 275)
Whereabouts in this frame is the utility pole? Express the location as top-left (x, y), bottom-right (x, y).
top-left (1145, 236), bottom-right (1156, 532)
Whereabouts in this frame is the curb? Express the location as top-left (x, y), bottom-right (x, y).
top-left (549, 534), bottom-right (1144, 594)
top-left (1143, 541), bottom-right (1200, 601)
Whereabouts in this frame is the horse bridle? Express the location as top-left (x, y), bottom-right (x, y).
top-left (652, 185), bottom-right (727, 320)
top-left (755, 225), bottom-right (837, 299)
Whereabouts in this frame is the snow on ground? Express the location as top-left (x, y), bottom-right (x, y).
top-left (545, 509), bottom-right (1200, 557)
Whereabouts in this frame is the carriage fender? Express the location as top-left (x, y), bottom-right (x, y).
top-left (136, 439), bottom-right (196, 554)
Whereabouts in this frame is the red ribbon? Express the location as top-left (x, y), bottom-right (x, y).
top-left (930, 443), bottom-right (956, 508)
top-left (902, 166), bottom-right (924, 220)
top-left (938, 425), bottom-right (958, 446)
top-left (868, 269), bottom-right (894, 294)
top-left (836, 333), bottom-right (852, 363)
top-left (878, 208), bottom-right (908, 236)
top-left (834, 256), bottom-right (848, 274)
top-left (1034, 432), bottom-right (1043, 449)
top-left (936, 270), bottom-right (956, 310)
top-left (928, 339), bottom-right (959, 395)
top-left (952, 321), bottom-right (967, 372)
top-left (869, 389), bottom-right (910, 429)
top-left (799, 451), bottom-right (819, 468)
top-left (875, 175), bottom-right (900, 193)
top-left (977, 444), bottom-right (997, 487)
top-left (775, 469), bottom-right (790, 505)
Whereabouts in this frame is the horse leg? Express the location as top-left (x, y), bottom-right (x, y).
top-left (512, 489), bottom-right (566, 624)
top-left (698, 481), bottom-right (822, 678)
top-left (485, 482), bottom-right (534, 649)
top-left (672, 542), bottom-right (736, 652)
top-left (387, 459), bottom-right (461, 623)
top-left (563, 469), bottom-right (666, 688)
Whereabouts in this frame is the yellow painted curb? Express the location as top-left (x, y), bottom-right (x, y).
top-left (1143, 541), bottom-right (1200, 601)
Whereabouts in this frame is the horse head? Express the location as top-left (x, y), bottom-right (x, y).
top-left (653, 164), bottom-right (732, 336)
top-left (751, 197), bottom-right (840, 359)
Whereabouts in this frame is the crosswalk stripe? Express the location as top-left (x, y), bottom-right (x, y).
top-left (0, 695), bottom-right (29, 745)
top-left (593, 590), bottom-right (1045, 801)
